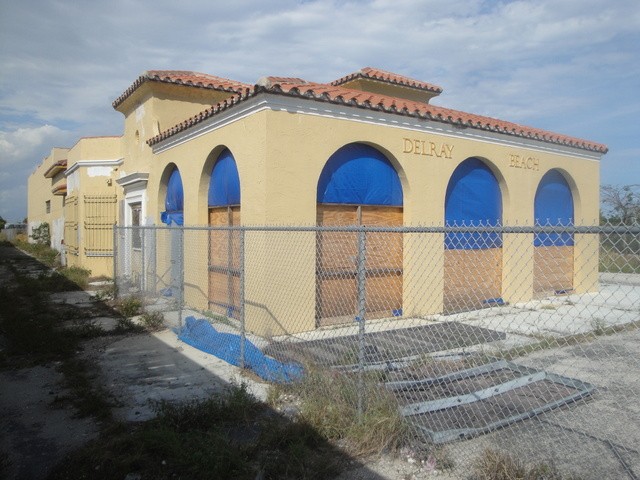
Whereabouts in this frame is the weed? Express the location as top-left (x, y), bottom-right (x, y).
top-left (60, 266), bottom-right (91, 289)
top-left (140, 311), bottom-right (165, 331)
top-left (114, 317), bottom-right (144, 333)
top-left (470, 448), bottom-right (581, 480)
top-left (115, 295), bottom-right (142, 318)
top-left (274, 366), bottom-right (407, 456)
top-left (590, 318), bottom-right (607, 336)
top-left (94, 283), bottom-right (117, 301)
top-left (203, 310), bottom-right (236, 328)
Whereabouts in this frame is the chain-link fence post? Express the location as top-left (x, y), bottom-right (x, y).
top-left (356, 228), bottom-right (367, 421)
top-left (239, 228), bottom-right (246, 370)
top-left (178, 226), bottom-right (185, 328)
top-left (112, 225), bottom-right (118, 299)
top-left (140, 226), bottom-right (145, 294)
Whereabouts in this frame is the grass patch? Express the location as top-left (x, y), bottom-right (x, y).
top-left (60, 266), bottom-right (91, 290)
top-left (271, 367), bottom-right (407, 456)
top-left (471, 448), bottom-right (582, 480)
top-left (48, 384), bottom-right (346, 480)
top-left (12, 238), bottom-right (60, 267)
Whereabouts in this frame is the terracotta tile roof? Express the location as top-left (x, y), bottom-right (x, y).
top-left (147, 71), bottom-right (607, 154)
top-left (43, 159), bottom-right (67, 178)
top-left (113, 70), bottom-right (251, 109)
top-left (331, 67), bottom-right (443, 94)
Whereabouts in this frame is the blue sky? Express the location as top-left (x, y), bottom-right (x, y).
top-left (1, 0), bottom-right (638, 222)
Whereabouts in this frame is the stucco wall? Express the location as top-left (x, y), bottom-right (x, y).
top-left (148, 98), bottom-right (600, 335)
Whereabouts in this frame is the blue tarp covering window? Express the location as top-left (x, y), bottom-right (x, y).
top-left (317, 143), bottom-right (403, 206)
top-left (161, 167), bottom-right (184, 226)
top-left (208, 149), bottom-right (241, 207)
top-left (534, 170), bottom-right (574, 247)
top-left (445, 158), bottom-right (502, 249)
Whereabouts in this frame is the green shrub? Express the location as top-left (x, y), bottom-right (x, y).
top-left (31, 222), bottom-right (50, 245)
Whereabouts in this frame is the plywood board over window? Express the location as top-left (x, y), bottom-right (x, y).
top-left (207, 148), bottom-right (242, 319)
top-left (209, 206), bottom-right (241, 318)
top-left (315, 143), bottom-right (404, 327)
top-left (444, 158), bottom-right (503, 314)
top-left (316, 204), bottom-right (403, 326)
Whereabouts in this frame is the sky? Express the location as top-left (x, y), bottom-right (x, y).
top-left (1, 0), bottom-right (639, 222)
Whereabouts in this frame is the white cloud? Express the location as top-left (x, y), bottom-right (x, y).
top-left (0, 125), bottom-right (76, 221)
top-left (0, 0), bottom-right (639, 220)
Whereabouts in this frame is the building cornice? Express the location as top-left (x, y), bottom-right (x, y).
top-left (151, 94), bottom-right (603, 162)
top-left (65, 158), bottom-right (124, 176)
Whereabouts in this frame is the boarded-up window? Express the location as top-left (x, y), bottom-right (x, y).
top-left (444, 158), bottom-right (502, 313)
top-left (316, 143), bottom-right (403, 326)
top-left (208, 149), bottom-right (241, 318)
top-left (534, 170), bottom-right (574, 295)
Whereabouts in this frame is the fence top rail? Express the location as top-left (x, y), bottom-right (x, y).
top-left (114, 224), bottom-right (640, 234)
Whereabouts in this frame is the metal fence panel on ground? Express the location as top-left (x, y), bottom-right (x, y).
top-left (114, 222), bottom-right (640, 479)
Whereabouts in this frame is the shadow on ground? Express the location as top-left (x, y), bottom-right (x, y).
top-left (0, 243), bottom-right (394, 480)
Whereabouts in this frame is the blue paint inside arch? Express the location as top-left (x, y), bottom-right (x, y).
top-left (534, 170), bottom-right (574, 246)
top-left (161, 167), bottom-right (184, 226)
top-left (208, 148), bottom-right (241, 207)
top-left (445, 158), bottom-right (502, 249)
top-left (317, 143), bottom-right (403, 206)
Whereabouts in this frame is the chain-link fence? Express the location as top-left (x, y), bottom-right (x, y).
top-left (114, 222), bottom-right (640, 478)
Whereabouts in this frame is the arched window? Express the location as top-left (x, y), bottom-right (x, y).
top-left (161, 167), bottom-right (184, 226)
top-left (208, 149), bottom-right (241, 318)
top-left (317, 143), bottom-right (403, 206)
top-left (533, 169), bottom-right (574, 295)
top-left (534, 169), bottom-right (574, 246)
top-left (209, 148), bottom-right (240, 207)
top-left (445, 158), bottom-right (502, 249)
top-left (444, 158), bottom-right (503, 312)
top-left (316, 143), bottom-right (403, 325)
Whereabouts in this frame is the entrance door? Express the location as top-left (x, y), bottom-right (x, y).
top-left (208, 206), bottom-right (241, 318)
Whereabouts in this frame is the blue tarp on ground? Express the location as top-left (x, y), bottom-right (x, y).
top-left (534, 169), bottom-right (574, 247)
top-left (161, 168), bottom-right (184, 226)
top-left (445, 158), bottom-right (502, 249)
top-left (209, 149), bottom-right (241, 207)
top-left (176, 316), bottom-right (303, 383)
top-left (317, 143), bottom-right (403, 206)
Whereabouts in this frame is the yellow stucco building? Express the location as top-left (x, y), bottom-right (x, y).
top-left (28, 67), bottom-right (607, 334)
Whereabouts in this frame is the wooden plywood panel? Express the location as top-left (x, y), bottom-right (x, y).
top-left (533, 246), bottom-right (573, 296)
top-left (317, 204), bottom-right (403, 326)
top-left (444, 248), bottom-right (502, 314)
top-left (365, 272), bottom-right (403, 319)
top-left (208, 207), bottom-right (241, 318)
top-left (316, 276), bottom-right (357, 326)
